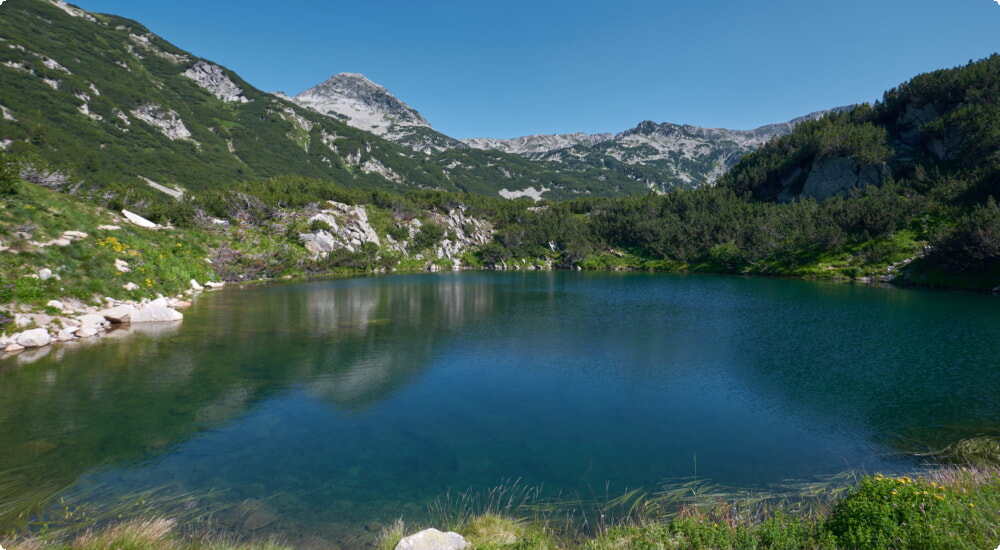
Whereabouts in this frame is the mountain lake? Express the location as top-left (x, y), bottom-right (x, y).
top-left (1, 271), bottom-right (998, 547)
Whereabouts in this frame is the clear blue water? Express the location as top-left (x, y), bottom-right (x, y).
top-left (2, 272), bottom-right (999, 547)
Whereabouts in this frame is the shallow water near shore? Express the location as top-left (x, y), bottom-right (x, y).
top-left (2, 272), bottom-right (1000, 547)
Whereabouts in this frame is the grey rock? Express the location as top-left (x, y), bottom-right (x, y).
top-left (122, 209), bottom-right (160, 228)
top-left (130, 305), bottom-right (183, 323)
top-left (308, 212), bottom-right (339, 230)
top-left (394, 528), bottom-right (469, 550)
top-left (38, 268), bottom-right (54, 280)
top-left (16, 328), bottom-right (51, 348)
top-left (182, 60), bottom-right (249, 103)
top-left (129, 105), bottom-right (192, 142)
top-left (99, 305), bottom-right (136, 323)
top-left (800, 156), bottom-right (886, 201)
top-left (78, 313), bottom-right (108, 330)
top-left (292, 73), bottom-right (461, 153)
top-left (301, 230), bottom-right (338, 256)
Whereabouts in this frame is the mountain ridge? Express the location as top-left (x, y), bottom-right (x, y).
top-left (0, 0), bottom-right (851, 200)
top-left (288, 68), bottom-right (851, 190)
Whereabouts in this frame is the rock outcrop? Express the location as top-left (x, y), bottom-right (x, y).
top-left (776, 155), bottom-right (888, 202)
top-left (297, 202), bottom-right (494, 270)
top-left (182, 60), bottom-right (250, 104)
top-left (129, 104), bottom-right (192, 141)
top-left (299, 201), bottom-right (381, 258)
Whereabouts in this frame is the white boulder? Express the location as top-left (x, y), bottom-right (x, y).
top-left (121, 209), bottom-right (159, 229)
top-left (130, 305), bottom-right (183, 323)
top-left (16, 328), bottom-right (51, 348)
top-left (394, 529), bottom-right (469, 550)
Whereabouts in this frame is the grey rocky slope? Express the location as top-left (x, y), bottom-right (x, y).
top-left (462, 109), bottom-right (852, 188)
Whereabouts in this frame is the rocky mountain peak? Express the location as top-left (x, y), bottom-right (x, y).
top-left (293, 72), bottom-right (430, 133)
top-left (291, 72), bottom-right (464, 153)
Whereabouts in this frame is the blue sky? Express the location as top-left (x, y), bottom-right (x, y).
top-left (62, 0), bottom-right (1000, 139)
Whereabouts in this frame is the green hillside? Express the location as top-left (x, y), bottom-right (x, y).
top-left (0, 0), bottom-right (651, 199)
top-left (717, 54), bottom-right (1000, 287)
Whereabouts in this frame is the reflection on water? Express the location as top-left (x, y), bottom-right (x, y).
top-left (1, 272), bottom-right (1000, 548)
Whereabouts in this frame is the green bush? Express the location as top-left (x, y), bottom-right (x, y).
top-left (826, 473), bottom-right (997, 549)
top-left (307, 218), bottom-right (332, 232)
top-left (410, 222), bottom-right (445, 253)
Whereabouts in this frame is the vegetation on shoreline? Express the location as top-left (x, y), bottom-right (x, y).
top-left (5, 458), bottom-right (1000, 550)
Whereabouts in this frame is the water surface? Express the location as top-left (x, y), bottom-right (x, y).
top-left (2, 272), bottom-right (998, 546)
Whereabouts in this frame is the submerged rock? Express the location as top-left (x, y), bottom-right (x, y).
top-left (394, 528), bottom-right (469, 550)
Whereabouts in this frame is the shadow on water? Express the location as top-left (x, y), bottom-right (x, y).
top-left (1, 272), bottom-right (999, 548)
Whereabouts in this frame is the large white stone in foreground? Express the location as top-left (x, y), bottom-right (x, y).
top-left (394, 528), bottom-right (469, 550)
